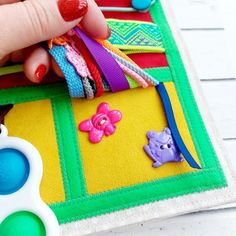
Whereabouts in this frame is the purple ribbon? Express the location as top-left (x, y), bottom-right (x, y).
top-left (73, 27), bottom-right (130, 92)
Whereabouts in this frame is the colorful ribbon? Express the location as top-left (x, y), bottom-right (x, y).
top-left (73, 27), bottom-right (130, 93)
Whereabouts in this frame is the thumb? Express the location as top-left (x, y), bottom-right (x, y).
top-left (0, 0), bottom-right (106, 58)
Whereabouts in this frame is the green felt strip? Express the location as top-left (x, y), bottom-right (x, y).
top-left (51, 168), bottom-right (225, 223)
top-left (127, 67), bottom-right (173, 88)
top-left (0, 67), bottom-right (173, 102)
top-left (51, 96), bottom-right (87, 200)
top-left (0, 83), bottom-right (68, 105)
top-left (145, 67), bottom-right (172, 83)
top-left (0, 65), bottom-right (23, 76)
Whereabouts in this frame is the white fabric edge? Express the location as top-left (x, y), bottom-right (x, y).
top-left (60, 1), bottom-right (236, 235)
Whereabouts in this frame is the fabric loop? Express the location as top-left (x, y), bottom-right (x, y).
top-left (73, 27), bottom-right (130, 93)
top-left (49, 45), bottom-right (85, 98)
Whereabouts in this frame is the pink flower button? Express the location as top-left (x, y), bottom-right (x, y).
top-left (79, 102), bottom-right (122, 143)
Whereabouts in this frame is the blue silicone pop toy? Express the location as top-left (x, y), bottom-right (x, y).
top-left (0, 124), bottom-right (59, 236)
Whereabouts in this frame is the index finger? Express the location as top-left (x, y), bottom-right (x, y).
top-left (81, 0), bottom-right (109, 39)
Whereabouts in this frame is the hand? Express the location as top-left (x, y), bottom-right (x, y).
top-left (0, 0), bottom-right (109, 83)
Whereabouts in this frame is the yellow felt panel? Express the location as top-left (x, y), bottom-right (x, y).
top-left (5, 100), bottom-right (65, 204)
top-left (72, 82), bottom-right (200, 195)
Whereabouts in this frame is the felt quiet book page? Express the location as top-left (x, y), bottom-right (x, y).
top-left (0, 0), bottom-right (236, 235)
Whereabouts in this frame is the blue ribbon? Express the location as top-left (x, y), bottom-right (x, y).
top-left (49, 45), bottom-right (85, 98)
top-left (156, 83), bottom-right (201, 169)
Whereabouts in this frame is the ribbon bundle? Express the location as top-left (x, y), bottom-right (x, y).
top-left (49, 27), bottom-right (159, 98)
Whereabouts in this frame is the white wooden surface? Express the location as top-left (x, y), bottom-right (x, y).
top-left (92, 0), bottom-right (236, 235)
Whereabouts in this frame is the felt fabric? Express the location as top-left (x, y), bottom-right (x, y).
top-left (103, 11), bottom-right (152, 22)
top-left (4, 100), bottom-right (65, 204)
top-left (129, 53), bottom-right (168, 68)
top-left (54, 1), bottom-right (235, 232)
top-left (1, 0), bottom-right (236, 235)
top-left (0, 72), bottom-right (61, 89)
top-left (72, 83), bottom-right (200, 194)
top-left (96, 0), bottom-right (132, 7)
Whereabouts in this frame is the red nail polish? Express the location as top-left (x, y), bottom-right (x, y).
top-left (106, 27), bottom-right (111, 39)
top-left (58, 0), bottom-right (88, 22)
top-left (35, 64), bottom-right (47, 82)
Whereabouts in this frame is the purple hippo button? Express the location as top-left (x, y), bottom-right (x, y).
top-left (144, 128), bottom-right (184, 168)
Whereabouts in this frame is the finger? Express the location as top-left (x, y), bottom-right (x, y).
top-left (0, 0), bottom-right (20, 5)
top-left (0, 54), bottom-right (10, 66)
top-left (10, 50), bottom-right (25, 63)
top-left (0, 0), bottom-right (89, 59)
top-left (81, 0), bottom-right (109, 39)
top-left (23, 46), bottom-right (50, 83)
top-left (51, 58), bottom-right (64, 78)
top-left (10, 44), bottom-right (40, 63)
top-left (1, 45), bottom-right (37, 65)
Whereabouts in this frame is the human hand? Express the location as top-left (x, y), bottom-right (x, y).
top-left (0, 0), bottom-right (109, 83)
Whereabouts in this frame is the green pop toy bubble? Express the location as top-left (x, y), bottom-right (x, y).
top-left (0, 211), bottom-right (46, 236)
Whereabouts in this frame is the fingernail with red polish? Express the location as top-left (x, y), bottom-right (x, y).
top-left (106, 27), bottom-right (111, 39)
top-left (35, 64), bottom-right (47, 82)
top-left (58, 0), bottom-right (88, 22)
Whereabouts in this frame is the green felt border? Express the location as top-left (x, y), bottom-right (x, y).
top-left (0, 1), bottom-right (227, 225)
top-left (0, 64), bottom-right (23, 76)
top-left (51, 96), bottom-right (86, 199)
top-left (51, 168), bottom-right (224, 223)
